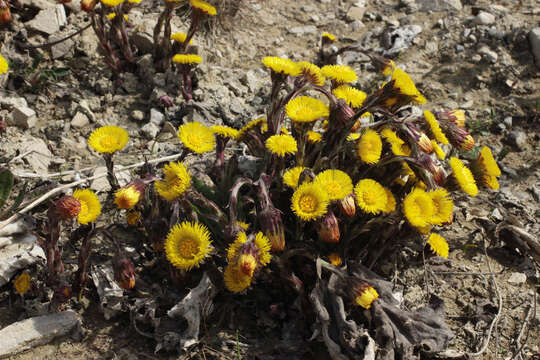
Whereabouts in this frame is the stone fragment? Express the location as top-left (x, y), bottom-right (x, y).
top-left (477, 45), bottom-right (498, 63)
top-left (473, 11), bottom-right (495, 25)
top-left (10, 106), bottom-right (37, 129)
top-left (91, 263), bottom-right (124, 320)
top-left (26, 5), bottom-right (66, 35)
top-left (0, 233), bottom-right (45, 286)
top-left (0, 311), bottom-right (80, 359)
top-left (288, 26), bottom-right (318, 35)
top-left (21, 138), bottom-right (52, 173)
top-left (505, 130), bottom-right (527, 151)
top-left (490, 208), bottom-right (503, 221)
top-left (50, 35), bottom-right (75, 59)
top-left (141, 122), bottom-right (160, 139)
top-left (90, 166), bottom-right (131, 192)
top-left (0, 94), bottom-right (27, 110)
top-left (28, 0), bottom-right (56, 10)
top-left (529, 28), bottom-right (540, 67)
top-left (507, 272), bottom-right (527, 285)
top-left (131, 110), bottom-right (145, 122)
top-left (71, 112), bottom-right (89, 129)
top-left (241, 69), bottom-right (263, 93)
top-left (415, 0), bottom-right (462, 12)
top-left (149, 108), bottom-right (165, 126)
top-left (346, 6), bottom-right (366, 22)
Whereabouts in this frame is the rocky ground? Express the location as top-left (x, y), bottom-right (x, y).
top-left (0, 0), bottom-right (539, 359)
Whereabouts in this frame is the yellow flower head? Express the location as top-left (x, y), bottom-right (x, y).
top-left (357, 129), bottom-right (382, 164)
top-left (172, 54), bottom-right (202, 65)
top-left (478, 146), bottom-right (501, 177)
top-left (431, 140), bottom-right (446, 160)
top-left (321, 65), bottom-right (358, 84)
top-left (101, 0), bottom-right (124, 7)
top-left (322, 32), bottom-right (336, 41)
top-left (332, 85), bottom-right (367, 108)
top-left (402, 188), bottom-right (434, 228)
top-left (178, 122), bottom-right (215, 153)
top-left (427, 233), bottom-right (449, 258)
top-left (429, 188), bottom-right (453, 225)
top-left (236, 221), bottom-right (250, 231)
top-left (314, 169), bottom-right (353, 201)
top-left (107, 12), bottom-right (129, 21)
top-left (114, 185), bottom-right (141, 209)
top-left (254, 232), bottom-right (272, 266)
top-left (227, 231), bottom-right (247, 261)
top-left (237, 253), bottom-right (257, 277)
top-left (262, 56), bottom-right (300, 76)
top-left (73, 189), bottom-right (101, 225)
top-left (291, 182), bottom-right (330, 221)
top-left (211, 125), bottom-right (240, 140)
top-left (286, 96), bottom-right (329, 123)
top-left (481, 174), bottom-right (500, 190)
top-left (165, 221), bottom-right (212, 271)
top-left (126, 211), bottom-right (141, 226)
top-left (354, 284), bottom-right (379, 309)
top-left (354, 179), bottom-right (387, 215)
top-left (381, 128), bottom-right (403, 145)
top-left (227, 231), bottom-right (272, 267)
top-left (88, 126), bottom-right (129, 154)
top-left (306, 130), bottom-right (323, 144)
top-left (0, 54), bottom-right (8, 74)
top-left (328, 253), bottom-right (342, 266)
top-left (190, 0), bottom-right (217, 15)
top-left (154, 161), bottom-right (192, 201)
top-left (449, 157), bottom-right (478, 197)
top-left (392, 142), bottom-right (411, 156)
top-left (297, 61), bottom-right (325, 86)
top-left (283, 166), bottom-right (308, 189)
top-left (383, 188), bottom-right (396, 213)
top-left (382, 59), bottom-right (396, 76)
top-left (390, 68), bottom-right (426, 104)
top-left (14, 272), bottom-right (31, 295)
top-left (450, 110), bottom-right (466, 128)
top-left (237, 117), bottom-right (266, 139)
top-left (170, 32), bottom-right (193, 44)
top-left (347, 133), bottom-right (361, 141)
top-left (424, 110), bottom-right (449, 145)
top-left (265, 134), bottom-right (298, 157)
top-left (224, 264), bottom-right (252, 293)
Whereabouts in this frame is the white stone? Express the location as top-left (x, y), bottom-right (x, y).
top-left (288, 26), bottom-right (318, 35)
top-left (0, 233), bottom-right (44, 286)
top-left (346, 6), bottom-right (366, 22)
top-left (71, 112), bottom-right (89, 128)
top-left (0, 311), bottom-right (80, 359)
top-left (415, 0), bottom-right (462, 12)
top-left (0, 94), bottom-right (27, 110)
top-left (508, 272), bottom-right (527, 285)
top-left (26, 5), bottom-right (66, 35)
top-left (21, 138), bottom-right (52, 173)
top-left (478, 45), bottom-right (498, 63)
top-left (90, 166), bottom-right (131, 192)
top-left (149, 108), bottom-right (165, 126)
top-left (141, 122), bottom-right (160, 139)
top-left (528, 28), bottom-right (540, 67)
top-left (474, 11), bottom-right (495, 25)
top-left (10, 106), bottom-right (37, 129)
top-left (50, 36), bottom-right (75, 59)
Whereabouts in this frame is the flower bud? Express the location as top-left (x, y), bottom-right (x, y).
top-left (55, 196), bottom-right (82, 220)
top-left (113, 254), bottom-right (136, 290)
top-left (328, 253), bottom-right (342, 266)
top-left (338, 193), bottom-right (356, 217)
top-left (126, 211), bottom-right (141, 226)
top-left (0, 6), bottom-right (10, 24)
top-left (351, 281), bottom-right (379, 309)
top-left (317, 211), bottom-right (340, 243)
top-left (237, 253), bottom-right (257, 277)
top-left (114, 181), bottom-right (144, 210)
top-left (417, 132), bottom-right (433, 154)
top-left (443, 122), bottom-right (475, 151)
top-left (258, 206), bottom-right (285, 251)
top-left (14, 272), bottom-right (31, 295)
top-left (436, 110), bottom-right (466, 128)
top-left (329, 98), bottom-right (355, 128)
top-left (81, 0), bottom-right (97, 12)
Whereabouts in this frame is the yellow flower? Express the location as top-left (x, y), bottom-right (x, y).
top-left (427, 233), bottom-right (449, 258)
top-left (227, 231), bottom-right (271, 267)
top-left (321, 65), bottom-right (358, 84)
top-left (291, 182), bottom-right (330, 221)
top-left (236, 221), bottom-right (250, 231)
top-left (392, 142), bottom-right (411, 156)
top-left (211, 125), bottom-right (240, 140)
top-left (307, 130), bottom-right (323, 143)
top-left (286, 96), bottom-right (329, 123)
top-left (424, 110), bottom-right (449, 145)
top-left (237, 253), bottom-right (257, 277)
top-left (381, 128), bottom-right (403, 145)
top-left (73, 189), bottom-right (101, 225)
top-left (190, 0), bottom-right (217, 15)
top-left (322, 32), bottom-right (336, 41)
top-left (346, 133), bottom-right (361, 141)
top-left (450, 110), bottom-right (466, 127)
top-left (126, 211), bottom-right (141, 226)
top-left (265, 134), bottom-right (297, 157)
top-left (261, 56), bottom-right (300, 76)
top-left (0, 54), bottom-right (8, 74)
top-left (402, 188), bottom-right (434, 228)
top-left (431, 140), bottom-right (446, 160)
top-left (314, 169), bottom-right (353, 201)
top-left (14, 272), bottom-right (30, 295)
top-left (88, 126), bottom-right (129, 154)
top-left (170, 32), bottom-right (193, 44)
top-left (165, 221), bottom-right (212, 271)
top-left (357, 129), bottom-right (382, 164)
top-left (154, 161), bottom-right (192, 201)
top-left (449, 157), bottom-right (478, 197)
top-left (227, 231), bottom-right (248, 261)
top-left (237, 117), bottom-right (266, 139)
top-left (128, 0), bottom-right (141, 3)
top-left (478, 146), bottom-right (501, 177)
top-left (114, 185), bottom-right (141, 209)
top-left (224, 264), bottom-right (252, 293)
top-left (390, 68), bottom-right (426, 104)
top-left (101, 0), bottom-right (124, 7)
top-left (172, 54), bottom-right (202, 64)
top-left (283, 166), bottom-right (308, 189)
top-left (254, 232), bottom-right (272, 266)
top-left (328, 253), bottom-right (342, 266)
top-left (106, 12), bottom-right (128, 21)
top-left (354, 284), bottom-right (379, 309)
top-left (429, 188), bottom-right (453, 225)
top-left (297, 61), bottom-right (325, 86)
top-left (383, 188), bottom-right (396, 213)
top-left (382, 60), bottom-right (396, 76)
top-left (354, 179), bottom-right (387, 215)
top-left (481, 174), bottom-right (499, 190)
top-left (178, 122), bottom-right (215, 153)
top-left (332, 85), bottom-right (367, 108)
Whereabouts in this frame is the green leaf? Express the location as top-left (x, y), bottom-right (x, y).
top-left (0, 181), bottom-right (27, 220)
top-left (0, 169), bottom-right (14, 210)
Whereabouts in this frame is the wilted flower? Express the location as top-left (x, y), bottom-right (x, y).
top-left (317, 211), bottom-right (340, 243)
top-left (55, 196), bottom-right (82, 220)
top-left (338, 193), bottom-right (356, 217)
top-left (328, 253), bottom-right (342, 266)
top-left (126, 211), bottom-right (141, 226)
top-left (113, 254), bottom-right (136, 289)
top-left (0, 5), bottom-right (10, 24)
top-left (165, 221), bottom-right (212, 271)
top-left (258, 205), bottom-right (285, 251)
top-left (81, 0), bottom-right (98, 11)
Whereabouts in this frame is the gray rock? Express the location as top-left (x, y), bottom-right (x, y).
top-left (415, 0), bottom-right (462, 12)
top-left (478, 45), bottom-right (498, 63)
top-left (141, 122), bottom-right (161, 139)
top-left (503, 116), bottom-right (512, 128)
top-left (10, 106), bottom-right (37, 129)
top-left (229, 98), bottom-right (245, 115)
top-left (528, 28), bottom-right (540, 67)
top-left (288, 26), bottom-right (318, 35)
top-left (506, 130), bottom-right (527, 151)
top-left (71, 112), bottom-right (89, 129)
top-left (241, 69), bottom-right (263, 93)
top-left (0, 233), bottom-right (44, 286)
top-left (149, 108), bottom-right (165, 126)
top-left (50, 35), bottom-right (75, 59)
top-left (490, 208), bottom-right (503, 221)
top-left (131, 110), bottom-right (145, 122)
top-left (455, 44), bottom-right (465, 52)
top-left (121, 72), bottom-right (138, 94)
top-left (0, 311), bottom-right (80, 359)
top-left (473, 11), bottom-right (495, 25)
top-left (75, 99), bottom-right (95, 122)
top-left (26, 5), bottom-right (66, 35)
top-left (0, 95), bottom-right (28, 110)
top-left (346, 6), bottom-right (366, 22)
top-left (350, 20), bottom-right (365, 31)
top-left (507, 272), bottom-right (526, 285)
top-left (79, 28), bottom-right (99, 56)
top-left (21, 138), bottom-right (53, 172)
top-left (383, 25), bottom-right (422, 57)
top-left (90, 166), bottom-right (131, 192)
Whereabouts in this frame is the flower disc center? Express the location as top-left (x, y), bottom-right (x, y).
top-left (178, 237), bottom-right (199, 259)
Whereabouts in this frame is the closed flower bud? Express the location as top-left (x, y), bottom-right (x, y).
top-left (443, 122), bottom-right (475, 151)
top-left (329, 98), bottom-right (355, 128)
top-left (317, 211), bottom-right (340, 243)
top-left (114, 180), bottom-right (145, 210)
top-left (113, 254), bottom-right (136, 290)
top-left (417, 132), bottom-right (433, 154)
top-left (0, 6), bottom-right (10, 24)
top-left (338, 193), bottom-right (356, 217)
top-left (55, 196), bottom-right (82, 220)
top-left (436, 110), bottom-right (466, 128)
top-left (258, 206), bottom-right (285, 251)
top-left (432, 165), bottom-right (446, 187)
top-left (81, 0), bottom-right (97, 12)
